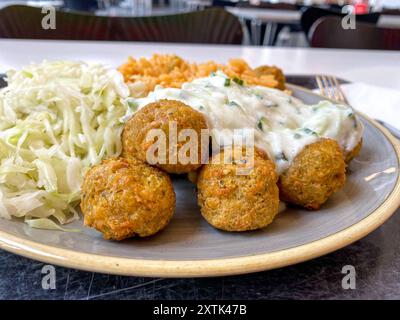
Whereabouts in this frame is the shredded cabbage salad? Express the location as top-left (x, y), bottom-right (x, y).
top-left (0, 61), bottom-right (130, 229)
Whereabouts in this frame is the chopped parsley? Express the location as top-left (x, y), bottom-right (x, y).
top-left (312, 105), bottom-right (320, 112)
top-left (347, 112), bottom-right (358, 128)
top-left (302, 127), bottom-right (318, 137)
top-left (232, 77), bottom-right (244, 86)
top-left (224, 78), bottom-right (231, 87)
top-left (294, 133), bottom-right (302, 139)
top-left (275, 152), bottom-right (288, 161)
top-left (257, 117), bottom-right (267, 131)
top-left (127, 100), bottom-right (138, 112)
top-left (228, 101), bottom-right (240, 107)
top-left (255, 92), bottom-right (264, 100)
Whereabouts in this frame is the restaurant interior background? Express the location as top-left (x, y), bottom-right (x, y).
top-left (0, 0), bottom-right (400, 301)
top-left (0, 0), bottom-right (399, 48)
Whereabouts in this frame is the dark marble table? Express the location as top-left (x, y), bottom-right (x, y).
top-left (0, 75), bottom-right (399, 300)
top-left (0, 208), bottom-right (399, 300)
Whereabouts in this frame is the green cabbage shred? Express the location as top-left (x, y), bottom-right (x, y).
top-left (0, 61), bottom-right (130, 230)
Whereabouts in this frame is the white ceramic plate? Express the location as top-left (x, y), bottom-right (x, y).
top-left (0, 84), bottom-right (399, 277)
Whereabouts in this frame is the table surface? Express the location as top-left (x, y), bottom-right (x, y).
top-left (0, 40), bottom-right (399, 300)
top-left (226, 7), bottom-right (302, 24)
top-left (1, 40), bottom-right (399, 89)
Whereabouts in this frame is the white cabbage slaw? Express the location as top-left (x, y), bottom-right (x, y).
top-left (0, 61), bottom-right (130, 229)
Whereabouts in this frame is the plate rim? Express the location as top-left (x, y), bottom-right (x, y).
top-left (0, 85), bottom-right (399, 278)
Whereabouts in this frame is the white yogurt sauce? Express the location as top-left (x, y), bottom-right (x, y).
top-left (130, 71), bottom-right (363, 174)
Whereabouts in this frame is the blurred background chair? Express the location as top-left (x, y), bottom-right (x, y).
top-left (238, 2), bottom-right (300, 11)
top-left (63, 0), bottom-right (99, 12)
top-left (301, 6), bottom-right (381, 43)
top-left (309, 16), bottom-right (400, 50)
top-left (0, 5), bottom-right (113, 40)
top-left (0, 5), bottom-right (243, 44)
top-left (211, 0), bottom-right (237, 8)
top-left (381, 8), bottom-right (400, 16)
top-left (112, 7), bottom-right (242, 43)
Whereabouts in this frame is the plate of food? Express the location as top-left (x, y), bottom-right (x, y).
top-left (0, 55), bottom-right (398, 277)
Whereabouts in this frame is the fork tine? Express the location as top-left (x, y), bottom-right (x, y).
top-left (327, 76), bottom-right (341, 102)
top-left (332, 76), bottom-right (349, 105)
top-left (315, 75), bottom-right (326, 97)
top-left (321, 75), bottom-right (333, 100)
top-left (316, 74), bottom-right (349, 105)
top-left (331, 76), bottom-right (341, 102)
top-left (325, 76), bottom-right (334, 100)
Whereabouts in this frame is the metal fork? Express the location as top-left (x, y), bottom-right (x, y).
top-left (316, 75), bottom-right (349, 105)
top-left (316, 75), bottom-right (400, 140)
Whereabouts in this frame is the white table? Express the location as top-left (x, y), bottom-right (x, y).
top-left (0, 39), bottom-right (400, 90)
top-left (226, 7), bottom-right (301, 24)
top-left (378, 14), bottom-right (400, 28)
top-left (96, 6), bottom-right (178, 17)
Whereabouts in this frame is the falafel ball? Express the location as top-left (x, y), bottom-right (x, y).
top-left (254, 65), bottom-right (286, 90)
top-left (122, 99), bottom-right (208, 174)
top-left (345, 139), bottom-right (363, 163)
top-left (197, 147), bottom-right (280, 232)
top-left (278, 139), bottom-right (346, 210)
top-left (81, 157), bottom-right (176, 240)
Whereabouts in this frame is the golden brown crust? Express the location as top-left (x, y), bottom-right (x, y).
top-left (81, 157), bottom-right (176, 240)
top-left (122, 99), bottom-right (208, 174)
top-left (345, 139), bottom-right (363, 163)
top-left (278, 139), bottom-right (346, 210)
top-left (254, 65), bottom-right (286, 90)
top-left (197, 147), bottom-right (280, 232)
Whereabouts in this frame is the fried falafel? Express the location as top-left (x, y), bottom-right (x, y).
top-left (122, 99), bottom-right (208, 174)
top-left (81, 157), bottom-right (175, 240)
top-left (278, 139), bottom-right (346, 210)
top-left (254, 65), bottom-right (286, 90)
top-left (197, 147), bottom-right (280, 231)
